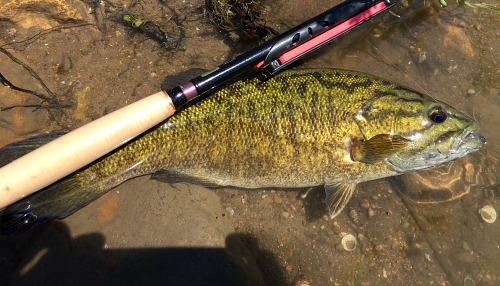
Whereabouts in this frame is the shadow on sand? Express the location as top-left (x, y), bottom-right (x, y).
top-left (1, 221), bottom-right (287, 286)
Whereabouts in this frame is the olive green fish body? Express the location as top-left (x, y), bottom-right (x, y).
top-left (1, 69), bottom-right (485, 234)
top-left (160, 70), bottom-right (400, 187)
top-left (80, 70), bottom-right (397, 190)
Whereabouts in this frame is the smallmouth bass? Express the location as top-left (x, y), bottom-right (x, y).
top-left (0, 69), bottom-right (485, 235)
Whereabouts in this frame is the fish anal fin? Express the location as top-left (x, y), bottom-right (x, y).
top-left (350, 134), bottom-right (410, 164)
top-left (151, 169), bottom-right (221, 188)
top-left (325, 182), bottom-right (357, 219)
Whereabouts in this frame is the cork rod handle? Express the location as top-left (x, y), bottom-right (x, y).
top-left (0, 91), bottom-right (175, 209)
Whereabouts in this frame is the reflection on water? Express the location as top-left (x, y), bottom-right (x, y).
top-left (396, 150), bottom-right (498, 204)
top-left (0, 0), bottom-right (499, 285)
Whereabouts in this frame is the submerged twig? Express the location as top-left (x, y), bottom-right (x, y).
top-left (0, 23), bottom-right (95, 48)
top-left (0, 72), bottom-right (52, 102)
top-left (0, 47), bottom-right (56, 99)
top-left (121, 12), bottom-right (179, 50)
top-left (1, 104), bottom-right (53, 111)
top-left (0, 48), bottom-right (70, 121)
top-left (205, 0), bottom-right (279, 43)
top-left (0, 72), bottom-right (70, 111)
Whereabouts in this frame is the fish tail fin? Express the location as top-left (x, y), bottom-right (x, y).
top-left (0, 133), bottom-right (62, 235)
top-left (1, 174), bottom-right (97, 235)
top-left (0, 133), bottom-right (106, 235)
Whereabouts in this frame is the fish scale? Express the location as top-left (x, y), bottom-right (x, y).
top-left (158, 69), bottom-right (393, 187)
top-left (1, 68), bottom-right (484, 235)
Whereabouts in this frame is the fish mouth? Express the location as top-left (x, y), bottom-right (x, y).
top-left (450, 124), bottom-right (486, 155)
top-left (435, 119), bottom-right (485, 156)
top-left (458, 131), bottom-right (485, 149)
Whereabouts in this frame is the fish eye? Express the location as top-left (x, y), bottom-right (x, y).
top-left (428, 106), bottom-right (447, 123)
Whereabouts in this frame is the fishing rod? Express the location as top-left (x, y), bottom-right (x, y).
top-left (0, 0), bottom-right (396, 209)
top-left (166, 0), bottom-right (396, 106)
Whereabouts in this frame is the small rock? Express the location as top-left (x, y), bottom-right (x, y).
top-left (341, 234), bottom-right (357, 251)
top-left (262, 196), bottom-right (273, 205)
top-left (292, 275), bottom-right (311, 286)
top-left (467, 89), bottom-right (476, 95)
top-left (281, 211), bottom-right (290, 219)
top-left (463, 163), bottom-right (475, 182)
top-left (418, 51), bottom-right (427, 63)
top-left (367, 208), bottom-right (375, 217)
top-left (349, 208), bottom-right (360, 225)
top-left (6, 27), bottom-right (17, 36)
top-left (274, 196), bottom-right (283, 204)
top-left (0, 0), bottom-right (88, 29)
top-left (479, 205), bottom-right (496, 223)
top-left (375, 244), bottom-right (384, 252)
top-left (360, 199), bottom-right (370, 209)
top-left (463, 276), bottom-right (476, 286)
top-left (462, 241), bottom-right (471, 252)
top-left (225, 206), bottom-right (235, 216)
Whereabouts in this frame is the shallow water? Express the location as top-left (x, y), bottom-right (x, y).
top-left (0, 0), bottom-right (499, 285)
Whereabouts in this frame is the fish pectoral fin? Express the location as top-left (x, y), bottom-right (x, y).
top-left (151, 169), bottom-right (221, 188)
top-left (350, 134), bottom-right (410, 164)
top-left (325, 182), bottom-right (357, 219)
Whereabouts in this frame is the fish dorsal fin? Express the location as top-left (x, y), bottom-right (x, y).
top-left (350, 134), bottom-right (410, 164)
top-left (325, 182), bottom-right (357, 219)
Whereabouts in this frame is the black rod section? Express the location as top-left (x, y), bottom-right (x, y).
top-left (165, 0), bottom-right (392, 108)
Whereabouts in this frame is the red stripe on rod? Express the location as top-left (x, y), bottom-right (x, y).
top-left (278, 1), bottom-right (388, 64)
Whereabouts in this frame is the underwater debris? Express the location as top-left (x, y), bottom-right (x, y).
top-left (0, 47), bottom-right (68, 113)
top-left (348, 207), bottom-right (361, 225)
top-left (341, 234), bottom-right (357, 252)
top-left (121, 12), bottom-right (179, 50)
top-left (479, 204), bottom-right (496, 223)
top-left (437, 0), bottom-right (500, 10)
top-left (205, 0), bottom-right (278, 43)
top-left (292, 275), bottom-right (311, 286)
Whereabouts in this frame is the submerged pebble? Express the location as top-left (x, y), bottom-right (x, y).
top-left (479, 205), bottom-right (496, 223)
top-left (374, 244), bottom-right (384, 252)
top-left (367, 207), bottom-right (375, 217)
top-left (341, 234), bottom-right (357, 251)
top-left (464, 276), bottom-right (476, 286)
top-left (348, 208), bottom-right (360, 225)
top-left (359, 199), bottom-right (370, 209)
top-left (225, 206), bottom-right (235, 216)
top-left (292, 275), bottom-right (311, 286)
